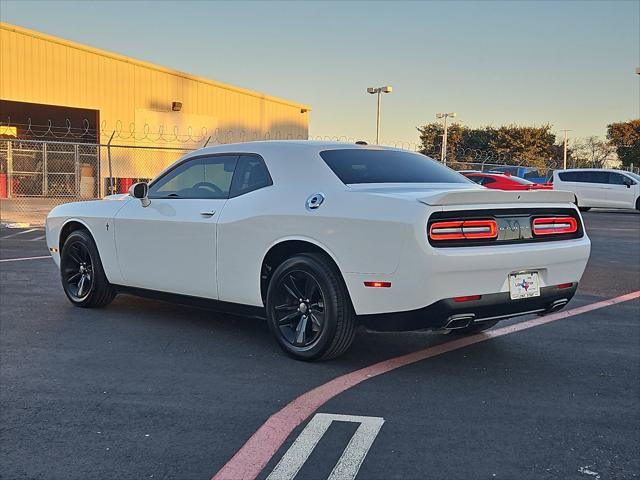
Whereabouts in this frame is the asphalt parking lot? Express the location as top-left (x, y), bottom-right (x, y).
top-left (1, 211), bottom-right (639, 480)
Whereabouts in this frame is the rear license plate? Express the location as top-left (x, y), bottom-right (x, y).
top-left (509, 272), bottom-right (541, 300)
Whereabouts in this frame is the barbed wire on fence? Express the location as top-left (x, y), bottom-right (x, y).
top-left (0, 118), bottom-right (97, 141)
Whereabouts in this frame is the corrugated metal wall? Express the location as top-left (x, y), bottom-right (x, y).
top-left (0, 22), bottom-right (310, 145)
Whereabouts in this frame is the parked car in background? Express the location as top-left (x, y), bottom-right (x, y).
top-left (463, 172), bottom-right (553, 191)
top-left (552, 169), bottom-right (640, 211)
top-left (46, 142), bottom-right (591, 361)
top-left (487, 166), bottom-right (547, 183)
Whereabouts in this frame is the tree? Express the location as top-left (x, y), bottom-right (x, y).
top-left (487, 125), bottom-right (556, 170)
top-left (417, 122), bottom-right (464, 160)
top-left (417, 122), bottom-right (557, 169)
top-left (571, 136), bottom-right (616, 168)
top-left (607, 119), bottom-right (640, 167)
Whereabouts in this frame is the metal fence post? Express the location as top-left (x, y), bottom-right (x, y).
top-left (74, 143), bottom-right (80, 198)
top-left (107, 131), bottom-right (115, 195)
top-left (43, 142), bottom-right (48, 196)
top-left (7, 141), bottom-right (13, 198)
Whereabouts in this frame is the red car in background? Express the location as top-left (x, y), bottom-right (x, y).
top-left (463, 172), bottom-right (553, 190)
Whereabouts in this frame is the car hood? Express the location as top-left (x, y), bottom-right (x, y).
top-left (347, 183), bottom-right (575, 206)
top-left (103, 194), bottom-right (130, 201)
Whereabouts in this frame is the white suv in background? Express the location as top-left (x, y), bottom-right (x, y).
top-left (553, 169), bottom-right (640, 211)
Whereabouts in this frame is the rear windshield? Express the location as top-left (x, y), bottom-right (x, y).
top-left (319, 149), bottom-right (468, 184)
top-left (507, 176), bottom-right (534, 185)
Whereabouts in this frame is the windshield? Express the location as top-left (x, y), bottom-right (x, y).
top-left (626, 171), bottom-right (640, 182)
top-left (320, 149), bottom-right (469, 185)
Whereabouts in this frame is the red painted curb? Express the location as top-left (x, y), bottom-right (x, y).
top-left (212, 291), bottom-right (640, 480)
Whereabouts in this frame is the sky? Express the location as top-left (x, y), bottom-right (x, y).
top-left (1, 0), bottom-right (638, 146)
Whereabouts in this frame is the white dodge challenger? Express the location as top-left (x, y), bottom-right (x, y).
top-left (46, 141), bottom-right (591, 360)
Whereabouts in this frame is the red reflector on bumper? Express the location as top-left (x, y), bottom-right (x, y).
top-left (364, 281), bottom-right (391, 288)
top-left (557, 283), bottom-right (573, 289)
top-left (453, 295), bottom-right (481, 302)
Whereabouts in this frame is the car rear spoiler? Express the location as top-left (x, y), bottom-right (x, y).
top-left (418, 189), bottom-right (576, 206)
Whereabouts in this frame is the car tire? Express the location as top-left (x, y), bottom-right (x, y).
top-left (266, 253), bottom-right (356, 361)
top-left (450, 320), bottom-right (499, 335)
top-left (636, 197), bottom-right (640, 211)
top-left (60, 229), bottom-right (115, 308)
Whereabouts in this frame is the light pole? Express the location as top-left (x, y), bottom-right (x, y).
top-left (367, 86), bottom-right (392, 144)
top-left (560, 129), bottom-right (571, 169)
top-left (435, 112), bottom-right (457, 165)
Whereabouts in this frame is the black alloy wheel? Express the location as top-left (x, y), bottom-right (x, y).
top-left (273, 270), bottom-right (326, 348)
top-left (266, 253), bottom-right (356, 361)
top-left (60, 229), bottom-right (115, 308)
top-left (62, 240), bottom-right (94, 301)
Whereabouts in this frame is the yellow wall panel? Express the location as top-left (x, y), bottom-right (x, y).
top-left (1, 22), bottom-right (309, 145)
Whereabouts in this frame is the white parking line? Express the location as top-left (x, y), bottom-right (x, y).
top-left (0, 255), bottom-right (51, 263)
top-left (266, 413), bottom-right (384, 480)
top-left (1, 228), bottom-right (39, 239)
top-left (31, 235), bottom-right (47, 241)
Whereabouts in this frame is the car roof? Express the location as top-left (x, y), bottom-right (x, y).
top-left (190, 140), bottom-right (417, 157)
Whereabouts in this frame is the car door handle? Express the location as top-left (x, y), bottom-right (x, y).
top-left (200, 210), bottom-right (216, 217)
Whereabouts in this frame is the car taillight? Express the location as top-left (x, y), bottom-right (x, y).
top-left (532, 217), bottom-right (578, 235)
top-left (429, 219), bottom-right (497, 241)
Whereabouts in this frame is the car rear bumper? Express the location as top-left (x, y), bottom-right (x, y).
top-left (359, 283), bottom-right (578, 332)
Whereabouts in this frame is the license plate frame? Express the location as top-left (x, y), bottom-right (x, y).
top-left (509, 271), bottom-right (541, 300)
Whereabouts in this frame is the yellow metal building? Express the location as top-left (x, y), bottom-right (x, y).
top-left (0, 22), bottom-right (310, 205)
top-left (0, 22), bottom-right (310, 144)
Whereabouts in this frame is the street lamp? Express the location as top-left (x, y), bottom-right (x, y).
top-left (435, 112), bottom-right (457, 165)
top-left (367, 85), bottom-right (392, 144)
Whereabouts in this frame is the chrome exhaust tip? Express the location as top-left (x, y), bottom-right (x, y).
top-left (549, 299), bottom-right (568, 312)
top-left (444, 314), bottom-right (476, 330)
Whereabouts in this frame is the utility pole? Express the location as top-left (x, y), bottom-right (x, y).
top-left (436, 112), bottom-right (457, 165)
top-left (367, 86), bottom-right (393, 144)
top-left (560, 129), bottom-right (571, 169)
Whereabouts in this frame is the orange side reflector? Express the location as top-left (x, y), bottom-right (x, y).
top-left (364, 281), bottom-right (391, 288)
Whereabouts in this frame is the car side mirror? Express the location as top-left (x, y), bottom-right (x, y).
top-left (129, 182), bottom-right (150, 207)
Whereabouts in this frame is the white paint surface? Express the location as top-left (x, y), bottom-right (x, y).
top-left (266, 413), bottom-right (384, 480)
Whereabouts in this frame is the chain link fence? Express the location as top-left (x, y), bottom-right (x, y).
top-left (0, 138), bottom-right (195, 226)
top-left (1, 137), bottom-right (637, 226)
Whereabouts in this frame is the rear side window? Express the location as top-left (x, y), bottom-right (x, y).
top-left (229, 154), bottom-right (272, 197)
top-left (559, 171), bottom-right (587, 182)
top-left (559, 171), bottom-right (611, 184)
top-left (320, 149), bottom-right (468, 184)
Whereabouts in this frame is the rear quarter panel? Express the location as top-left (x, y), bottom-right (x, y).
top-left (216, 185), bottom-right (423, 307)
